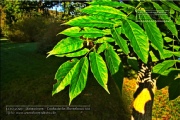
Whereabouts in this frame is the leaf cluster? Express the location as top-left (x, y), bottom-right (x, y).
top-left (48, 0), bottom-right (180, 104)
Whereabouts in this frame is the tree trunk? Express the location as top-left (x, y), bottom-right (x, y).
top-left (131, 64), bottom-right (156, 120)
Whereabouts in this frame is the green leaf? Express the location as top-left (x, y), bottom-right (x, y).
top-left (169, 78), bottom-right (180, 100)
top-left (104, 44), bottom-right (121, 75)
top-left (111, 27), bottom-right (129, 55)
top-left (173, 51), bottom-right (180, 57)
top-left (138, 9), bottom-right (163, 54)
top-left (150, 51), bottom-right (159, 62)
top-left (47, 37), bottom-right (84, 57)
top-left (161, 1), bottom-right (180, 12)
top-left (52, 59), bottom-right (79, 96)
top-left (97, 42), bottom-right (108, 54)
top-left (65, 16), bottom-right (115, 28)
top-left (69, 57), bottom-right (89, 105)
top-left (95, 37), bottom-right (115, 44)
top-left (59, 27), bottom-right (83, 37)
top-left (160, 49), bottom-right (173, 59)
top-left (81, 5), bottom-right (126, 19)
top-left (127, 57), bottom-right (139, 71)
top-left (55, 48), bottom-right (89, 57)
top-left (164, 37), bottom-right (174, 42)
top-left (122, 19), bottom-right (149, 63)
top-left (82, 27), bottom-right (105, 38)
top-left (89, 52), bottom-right (110, 94)
top-left (156, 68), bottom-right (180, 89)
top-left (89, 1), bottom-right (134, 8)
top-left (152, 2), bottom-right (178, 37)
top-left (152, 60), bottom-right (176, 74)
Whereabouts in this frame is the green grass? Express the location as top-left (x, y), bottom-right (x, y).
top-left (0, 42), bottom-right (130, 120)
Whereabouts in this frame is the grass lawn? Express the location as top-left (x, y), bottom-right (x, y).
top-left (1, 41), bottom-right (179, 120)
top-left (0, 41), bottom-right (130, 120)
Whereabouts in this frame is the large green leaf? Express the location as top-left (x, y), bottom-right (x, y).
top-left (47, 37), bottom-right (84, 57)
top-left (111, 27), bottom-right (129, 55)
top-left (122, 19), bottom-right (149, 63)
top-left (138, 9), bottom-right (163, 54)
top-left (55, 48), bottom-right (89, 58)
top-left (160, 49), bottom-right (173, 59)
top-left (69, 57), bottom-right (89, 105)
top-left (152, 2), bottom-right (178, 37)
top-left (156, 68), bottom-right (180, 89)
top-left (89, 1), bottom-right (134, 8)
top-left (81, 5), bottom-right (126, 19)
top-left (52, 59), bottom-right (79, 96)
top-left (152, 60), bottom-right (176, 74)
top-left (169, 78), bottom-right (180, 100)
top-left (59, 27), bottom-right (83, 37)
top-left (95, 37), bottom-right (115, 44)
top-left (104, 44), bottom-right (121, 75)
top-left (89, 52), bottom-right (110, 94)
top-left (104, 44), bottom-right (124, 92)
top-left (60, 27), bottom-right (106, 38)
top-left (65, 16), bottom-right (115, 28)
top-left (82, 27), bottom-right (105, 38)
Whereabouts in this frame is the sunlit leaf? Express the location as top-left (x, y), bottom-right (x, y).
top-left (138, 9), bottom-right (163, 54)
top-left (97, 42), bottom-right (108, 54)
top-left (89, 52), bottom-right (110, 94)
top-left (82, 27), bottom-right (105, 38)
top-left (105, 44), bottom-right (121, 75)
top-left (65, 16), bottom-right (115, 28)
top-left (111, 27), bottom-right (129, 55)
top-left (69, 57), bottom-right (89, 105)
top-left (52, 59), bottom-right (79, 96)
top-left (81, 5), bottom-right (126, 19)
top-left (150, 51), bottom-right (159, 62)
top-left (152, 60), bottom-right (176, 74)
top-left (122, 19), bottom-right (149, 63)
top-left (55, 48), bottom-right (89, 57)
top-left (89, 1), bottom-right (134, 8)
top-left (59, 27), bottom-right (83, 37)
top-left (160, 49), bottom-right (173, 59)
top-left (164, 37), bottom-right (174, 43)
top-left (47, 37), bottom-right (84, 57)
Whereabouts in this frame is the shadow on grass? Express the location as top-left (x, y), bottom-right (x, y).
top-left (0, 42), bottom-right (130, 120)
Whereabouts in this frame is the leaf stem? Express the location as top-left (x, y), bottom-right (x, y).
top-left (85, 44), bottom-right (96, 57)
top-left (127, 2), bottom-right (144, 17)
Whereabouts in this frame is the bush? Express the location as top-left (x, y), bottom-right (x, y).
top-left (36, 21), bottom-right (70, 54)
top-left (7, 16), bottom-right (48, 42)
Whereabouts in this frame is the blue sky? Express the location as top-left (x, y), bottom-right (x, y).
top-left (48, 3), bottom-right (64, 12)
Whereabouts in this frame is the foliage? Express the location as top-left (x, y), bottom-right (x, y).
top-left (7, 17), bottom-right (48, 42)
top-left (48, 0), bottom-right (180, 104)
